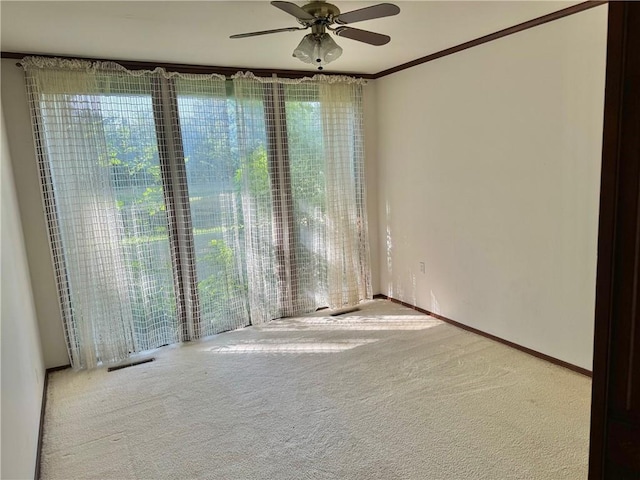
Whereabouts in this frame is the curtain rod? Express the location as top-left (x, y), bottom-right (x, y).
top-left (1, 51), bottom-right (376, 80)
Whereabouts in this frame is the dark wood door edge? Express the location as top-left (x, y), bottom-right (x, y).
top-left (373, 0), bottom-right (607, 78)
top-left (589, 2), bottom-right (640, 478)
top-left (588, 3), bottom-right (624, 476)
top-left (373, 294), bottom-right (592, 377)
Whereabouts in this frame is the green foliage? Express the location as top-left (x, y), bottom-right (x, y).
top-left (285, 100), bottom-right (326, 221)
top-left (179, 96), bottom-right (239, 185)
top-left (202, 239), bottom-right (234, 268)
top-left (140, 185), bottom-right (165, 216)
top-left (234, 145), bottom-right (270, 197)
top-left (101, 111), bottom-right (167, 228)
top-left (198, 239), bottom-right (245, 314)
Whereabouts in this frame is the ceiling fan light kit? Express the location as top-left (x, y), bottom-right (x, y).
top-left (293, 33), bottom-right (342, 70)
top-left (230, 1), bottom-right (400, 70)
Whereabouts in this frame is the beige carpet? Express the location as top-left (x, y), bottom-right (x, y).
top-left (42, 300), bottom-right (591, 479)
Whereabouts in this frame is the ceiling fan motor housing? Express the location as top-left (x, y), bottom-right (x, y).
top-left (299, 1), bottom-right (341, 25)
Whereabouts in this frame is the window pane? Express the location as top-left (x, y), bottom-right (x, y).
top-left (100, 93), bottom-right (179, 350)
top-left (285, 86), bottom-right (328, 310)
top-left (41, 91), bottom-right (179, 356)
top-left (176, 81), bottom-right (251, 334)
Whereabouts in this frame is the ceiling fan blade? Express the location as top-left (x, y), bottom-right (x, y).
top-left (335, 3), bottom-right (400, 25)
top-left (230, 27), bottom-right (305, 39)
top-left (334, 26), bottom-right (390, 46)
top-left (270, 1), bottom-right (315, 21)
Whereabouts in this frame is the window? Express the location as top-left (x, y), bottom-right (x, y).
top-left (23, 58), bottom-right (371, 369)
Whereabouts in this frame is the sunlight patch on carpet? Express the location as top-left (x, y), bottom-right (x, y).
top-left (257, 315), bottom-right (443, 332)
top-left (205, 338), bottom-right (378, 353)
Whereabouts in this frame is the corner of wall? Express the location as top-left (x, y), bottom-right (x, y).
top-left (1, 58), bottom-right (70, 369)
top-left (363, 80), bottom-right (380, 294)
top-left (1, 101), bottom-right (46, 480)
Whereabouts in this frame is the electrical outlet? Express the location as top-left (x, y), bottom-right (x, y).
top-left (419, 262), bottom-right (425, 274)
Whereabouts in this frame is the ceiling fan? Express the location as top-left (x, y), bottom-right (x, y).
top-left (230, 1), bottom-right (400, 70)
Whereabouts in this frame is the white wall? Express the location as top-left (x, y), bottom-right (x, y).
top-left (1, 104), bottom-right (46, 480)
top-left (1, 60), bottom-right (70, 368)
top-left (375, 6), bottom-right (607, 370)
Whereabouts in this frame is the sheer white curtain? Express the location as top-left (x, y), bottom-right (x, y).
top-left (232, 73), bottom-right (371, 315)
top-left (173, 76), bottom-right (251, 337)
top-left (319, 80), bottom-right (371, 308)
top-left (231, 75), bottom-right (280, 324)
top-left (23, 58), bottom-right (371, 369)
top-left (25, 60), bottom-right (139, 368)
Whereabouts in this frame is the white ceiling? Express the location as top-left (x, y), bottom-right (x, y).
top-left (1, 1), bottom-right (578, 75)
